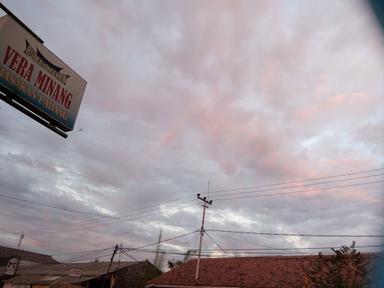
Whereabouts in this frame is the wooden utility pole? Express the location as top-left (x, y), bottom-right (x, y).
top-left (17, 233), bottom-right (24, 249)
top-left (195, 193), bottom-right (212, 280)
top-left (107, 245), bottom-right (119, 273)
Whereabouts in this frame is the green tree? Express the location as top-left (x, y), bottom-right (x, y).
top-left (167, 259), bottom-right (183, 269)
top-left (167, 249), bottom-right (195, 270)
top-left (307, 242), bottom-right (370, 288)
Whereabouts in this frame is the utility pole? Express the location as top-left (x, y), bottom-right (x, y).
top-left (107, 245), bottom-right (119, 273)
top-left (195, 193), bottom-right (212, 280)
top-left (154, 229), bottom-right (163, 269)
top-left (118, 244), bottom-right (122, 266)
top-left (17, 233), bottom-right (24, 249)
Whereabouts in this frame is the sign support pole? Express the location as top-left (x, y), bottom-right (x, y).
top-left (0, 3), bottom-right (43, 43)
top-left (0, 90), bottom-right (68, 138)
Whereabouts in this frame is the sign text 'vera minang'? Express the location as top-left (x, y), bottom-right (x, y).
top-left (0, 15), bottom-right (86, 132)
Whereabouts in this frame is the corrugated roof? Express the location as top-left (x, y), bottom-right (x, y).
top-left (5, 274), bottom-right (94, 285)
top-left (6, 261), bottom-right (140, 285)
top-left (0, 245), bottom-right (58, 265)
top-left (147, 255), bottom-right (373, 288)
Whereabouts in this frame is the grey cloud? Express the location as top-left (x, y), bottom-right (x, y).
top-left (0, 0), bottom-right (383, 264)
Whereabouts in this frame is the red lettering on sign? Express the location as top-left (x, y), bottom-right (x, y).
top-left (3, 46), bottom-right (15, 65)
top-left (46, 77), bottom-right (57, 97)
top-left (9, 52), bottom-right (21, 71)
top-left (34, 70), bottom-right (47, 90)
top-left (24, 64), bottom-right (34, 82)
top-left (65, 93), bottom-right (73, 109)
top-left (15, 57), bottom-right (28, 75)
top-left (3, 46), bottom-right (35, 81)
top-left (34, 70), bottom-right (73, 109)
top-left (52, 84), bottom-right (60, 101)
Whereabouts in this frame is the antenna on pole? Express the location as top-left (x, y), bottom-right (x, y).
top-left (207, 181), bottom-right (210, 201)
top-left (195, 193), bottom-right (212, 280)
top-left (154, 228), bottom-right (163, 269)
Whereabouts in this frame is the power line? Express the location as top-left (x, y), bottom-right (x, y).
top-left (23, 195), bottom-right (196, 236)
top-left (6, 167), bottom-right (383, 239)
top-left (192, 244), bottom-right (384, 252)
top-left (134, 250), bottom-right (314, 256)
top-left (120, 249), bottom-right (138, 262)
top-left (206, 229), bottom-right (384, 238)
top-left (11, 179), bottom-right (384, 239)
top-left (123, 230), bottom-right (199, 251)
top-left (26, 210), bottom-right (166, 236)
top-left (212, 233), bottom-right (279, 249)
top-left (270, 201), bottom-right (384, 215)
top-left (117, 230), bottom-right (199, 262)
top-left (61, 248), bottom-right (115, 263)
top-left (0, 197), bottom-right (106, 221)
top-left (23, 197), bottom-right (196, 236)
top-left (133, 242), bottom-right (384, 255)
top-left (123, 248), bottom-right (380, 257)
top-left (26, 211), bottom-right (158, 235)
top-left (11, 168), bottom-right (384, 236)
top-left (26, 203), bottom-right (197, 237)
top-left (21, 178), bottom-right (384, 236)
top-left (211, 173), bottom-right (384, 199)
top-left (1, 189), bottom-right (194, 235)
top-left (247, 201), bottom-right (384, 220)
top-left (214, 179), bottom-right (384, 201)
top-left (0, 192), bottom-right (115, 218)
top-left (56, 231), bottom-right (199, 263)
top-left (208, 167), bottom-right (384, 194)
top-left (55, 242), bottom-right (382, 262)
top-left (52, 246), bottom-right (115, 257)
top-left (34, 177), bottom-right (384, 235)
top-left (205, 231), bottom-right (226, 254)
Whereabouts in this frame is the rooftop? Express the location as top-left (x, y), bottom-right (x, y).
top-left (147, 255), bottom-right (373, 288)
top-left (0, 245), bottom-right (58, 266)
top-left (5, 261), bottom-right (141, 285)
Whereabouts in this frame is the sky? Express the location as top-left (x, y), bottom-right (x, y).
top-left (0, 0), bottom-right (383, 266)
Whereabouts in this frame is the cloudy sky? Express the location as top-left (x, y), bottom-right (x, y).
top-left (0, 0), bottom-right (383, 265)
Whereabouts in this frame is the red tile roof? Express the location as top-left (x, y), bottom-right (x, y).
top-left (147, 256), bottom-right (324, 288)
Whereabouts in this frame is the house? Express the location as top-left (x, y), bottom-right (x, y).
top-left (146, 255), bottom-right (373, 288)
top-left (3, 260), bottom-right (161, 288)
top-left (0, 245), bottom-right (59, 286)
top-left (0, 246), bottom-right (58, 267)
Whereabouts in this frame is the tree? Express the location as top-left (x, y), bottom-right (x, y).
top-left (307, 241), bottom-right (370, 288)
top-left (167, 259), bottom-right (183, 269)
top-left (167, 249), bottom-right (196, 270)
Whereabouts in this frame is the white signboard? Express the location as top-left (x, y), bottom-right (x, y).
top-left (69, 268), bottom-right (82, 277)
top-left (0, 15), bottom-right (86, 131)
top-left (4, 257), bottom-right (19, 276)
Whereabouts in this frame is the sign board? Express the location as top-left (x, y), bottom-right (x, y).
top-left (0, 15), bottom-right (86, 132)
top-left (4, 257), bottom-right (19, 276)
top-left (69, 268), bottom-right (82, 277)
